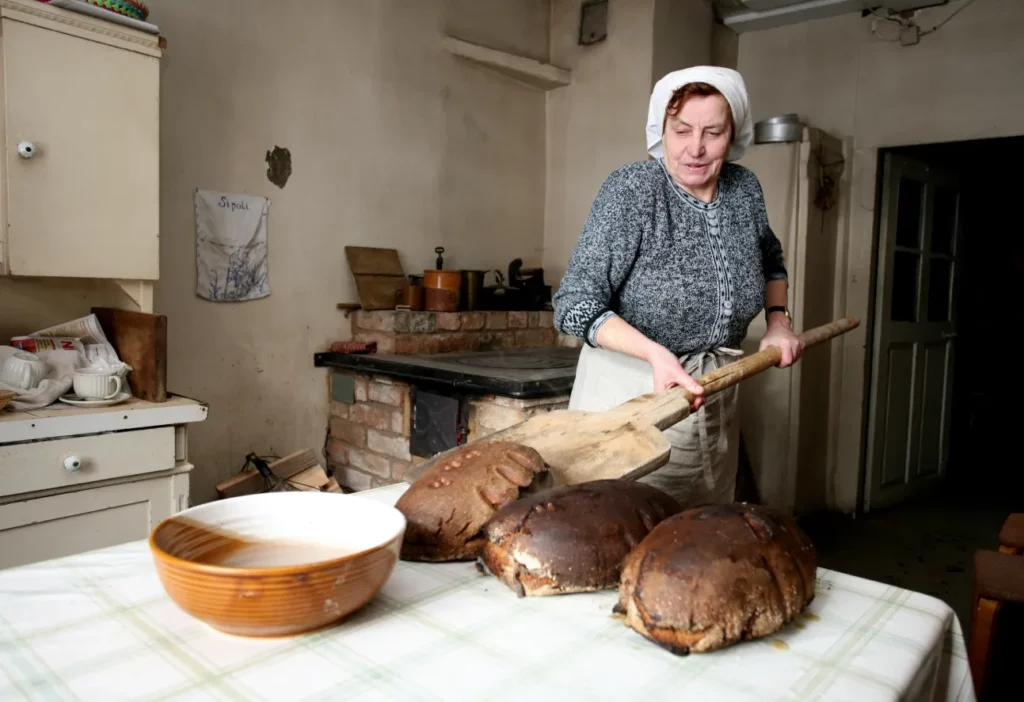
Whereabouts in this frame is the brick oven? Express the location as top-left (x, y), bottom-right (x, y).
top-left (314, 309), bottom-right (582, 491)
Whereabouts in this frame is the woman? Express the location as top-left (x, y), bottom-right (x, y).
top-left (552, 66), bottom-right (804, 507)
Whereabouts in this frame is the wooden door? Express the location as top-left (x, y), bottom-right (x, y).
top-left (3, 19), bottom-right (159, 278)
top-left (865, 153), bottom-right (962, 510)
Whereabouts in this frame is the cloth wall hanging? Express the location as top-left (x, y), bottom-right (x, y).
top-left (194, 189), bottom-right (271, 302)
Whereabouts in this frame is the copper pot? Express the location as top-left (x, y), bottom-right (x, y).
top-left (422, 269), bottom-right (461, 312)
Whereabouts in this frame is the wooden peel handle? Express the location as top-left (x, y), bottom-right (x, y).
top-left (619, 315), bottom-right (860, 431)
top-left (696, 315), bottom-right (860, 397)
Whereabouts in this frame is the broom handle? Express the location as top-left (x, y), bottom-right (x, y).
top-left (611, 316), bottom-right (860, 430)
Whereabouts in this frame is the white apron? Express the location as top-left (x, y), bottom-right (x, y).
top-left (568, 344), bottom-right (742, 508)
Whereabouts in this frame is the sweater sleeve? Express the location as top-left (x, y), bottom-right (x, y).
top-left (752, 176), bottom-right (788, 282)
top-left (552, 168), bottom-right (646, 346)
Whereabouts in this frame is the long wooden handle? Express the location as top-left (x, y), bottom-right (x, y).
top-left (612, 316), bottom-right (860, 430)
top-left (697, 315), bottom-right (859, 396)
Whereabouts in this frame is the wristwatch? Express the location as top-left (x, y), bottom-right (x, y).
top-left (766, 305), bottom-right (791, 324)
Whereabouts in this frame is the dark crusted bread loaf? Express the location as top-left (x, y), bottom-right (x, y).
top-left (480, 479), bottom-right (681, 596)
top-left (616, 503), bottom-right (816, 654)
top-left (395, 442), bottom-right (549, 562)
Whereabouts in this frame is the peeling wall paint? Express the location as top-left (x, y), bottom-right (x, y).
top-left (265, 146), bottom-right (292, 189)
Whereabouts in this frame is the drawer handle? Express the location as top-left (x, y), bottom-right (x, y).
top-left (17, 141), bottom-right (38, 159)
top-left (64, 456), bottom-right (83, 472)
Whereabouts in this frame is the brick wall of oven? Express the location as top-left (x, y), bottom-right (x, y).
top-left (327, 374), bottom-right (413, 492)
top-left (326, 371), bottom-right (570, 491)
top-left (349, 310), bottom-right (582, 354)
top-left (327, 309), bottom-right (579, 491)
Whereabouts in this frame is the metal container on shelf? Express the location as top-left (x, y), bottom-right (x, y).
top-left (423, 269), bottom-right (461, 311)
top-left (754, 114), bottom-right (804, 144)
top-left (460, 270), bottom-right (485, 311)
top-left (423, 246), bottom-right (461, 312)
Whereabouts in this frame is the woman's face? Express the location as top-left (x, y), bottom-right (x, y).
top-left (662, 94), bottom-right (733, 198)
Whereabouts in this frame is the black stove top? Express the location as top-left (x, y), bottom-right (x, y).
top-left (314, 347), bottom-right (580, 398)
top-left (449, 352), bottom-right (578, 371)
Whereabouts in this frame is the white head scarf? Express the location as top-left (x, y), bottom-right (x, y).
top-left (646, 66), bottom-right (754, 162)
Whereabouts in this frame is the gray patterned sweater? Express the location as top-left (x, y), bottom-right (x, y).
top-left (552, 159), bottom-right (787, 356)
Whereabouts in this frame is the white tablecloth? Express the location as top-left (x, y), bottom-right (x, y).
top-left (0, 484), bottom-right (976, 701)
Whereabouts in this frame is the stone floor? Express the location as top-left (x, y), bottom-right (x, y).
top-left (799, 483), bottom-right (1020, 627)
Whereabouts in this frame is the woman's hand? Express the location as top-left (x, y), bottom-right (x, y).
top-left (592, 316), bottom-right (704, 409)
top-left (759, 319), bottom-right (804, 368)
top-left (644, 343), bottom-right (705, 409)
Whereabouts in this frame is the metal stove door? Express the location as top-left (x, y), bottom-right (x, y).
top-left (410, 390), bottom-right (462, 458)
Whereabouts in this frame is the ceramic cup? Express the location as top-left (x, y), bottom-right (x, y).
top-left (0, 351), bottom-right (48, 390)
top-left (73, 370), bottom-right (122, 400)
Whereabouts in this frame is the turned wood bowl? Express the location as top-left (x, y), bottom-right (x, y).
top-left (149, 491), bottom-right (405, 637)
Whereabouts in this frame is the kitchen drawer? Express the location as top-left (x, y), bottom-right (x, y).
top-left (0, 467), bottom-right (189, 570)
top-left (0, 427), bottom-right (175, 497)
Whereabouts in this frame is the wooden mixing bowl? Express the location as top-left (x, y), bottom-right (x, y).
top-left (149, 491), bottom-right (405, 637)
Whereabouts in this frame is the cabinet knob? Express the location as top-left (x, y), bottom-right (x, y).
top-left (17, 141), bottom-right (37, 159)
top-left (64, 456), bottom-right (83, 472)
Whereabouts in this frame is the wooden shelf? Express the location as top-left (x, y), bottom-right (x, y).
top-left (442, 37), bottom-right (570, 91)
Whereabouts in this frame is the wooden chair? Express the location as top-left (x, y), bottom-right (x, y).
top-left (969, 513), bottom-right (1024, 700)
top-left (998, 513), bottom-right (1024, 554)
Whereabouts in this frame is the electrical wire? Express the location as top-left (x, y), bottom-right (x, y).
top-left (920, 0), bottom-right (976, 36)
top-left (867, 0), bottom-right (977, 43)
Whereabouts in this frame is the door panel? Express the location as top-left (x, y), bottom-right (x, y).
top-left (3, 19), bottom-right (159, 278)
top-left (880, 345), bottom-right (915, 486)
top-left (865, 154), bottom-right (962, 510)
top-left (917, 342), bottom-right (949, 478)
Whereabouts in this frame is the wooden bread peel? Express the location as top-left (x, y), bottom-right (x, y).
top-left (344, 247), bottom-right (405, 311)
top-left (404, 316), bottom-right (859, 486)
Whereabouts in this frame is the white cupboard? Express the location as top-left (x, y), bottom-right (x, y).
top-left (0, 396), bottom-right (207, 569)
top-left (0, 0), bottom-right (161, 286)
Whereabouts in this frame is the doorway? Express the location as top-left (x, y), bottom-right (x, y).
top-left (864, 135), bottom-right (1024, 511)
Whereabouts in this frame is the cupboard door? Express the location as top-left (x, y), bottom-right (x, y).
top-left (0, 471), bottom-right (186, 569)
top-left (3, 19), bottom-right (159, 279)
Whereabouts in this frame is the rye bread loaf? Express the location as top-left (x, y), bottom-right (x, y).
top-left (395, 442), bottom-right (549, 562)
top-left (616, 503), bottom-right (816, 654)
top-left (480, 480), bottom-right (681, 596)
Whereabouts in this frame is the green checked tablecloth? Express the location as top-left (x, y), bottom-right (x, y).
top-left (0, 484), bottom-right (976, 701)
